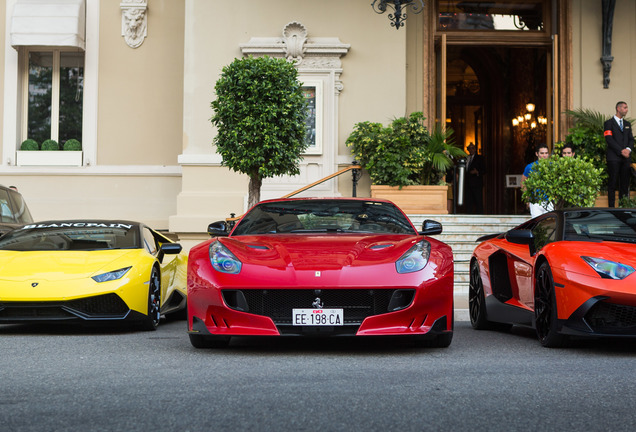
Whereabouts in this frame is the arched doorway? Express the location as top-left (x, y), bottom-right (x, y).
top-left (445, 46), bottom-right (549, 214)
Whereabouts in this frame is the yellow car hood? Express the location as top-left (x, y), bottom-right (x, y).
top-left (0, 249), bottom-right (140, 282)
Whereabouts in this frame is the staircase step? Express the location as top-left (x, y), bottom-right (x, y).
top-left (407, 213), bottom-right (526, 312)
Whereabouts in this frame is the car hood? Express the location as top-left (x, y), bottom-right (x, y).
top-left (0, 249), bottom-right (140, 281)
top-left (221, 234), bottom-right (420, 271)
top-left (562, 240), bottom-right (636, 265)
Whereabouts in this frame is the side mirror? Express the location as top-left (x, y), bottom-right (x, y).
top-left (505, 229), bottom-right (536, 255)
top-left (208, 221), bottom-right (229, 237)
top-left (160, 243), bottom-right (182, 255)
top-left (157, 242), bottom-right (182, 263)
top-left (419, 219), bottom-right (443, 236)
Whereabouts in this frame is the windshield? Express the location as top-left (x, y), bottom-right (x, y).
top-left (232, 200), bottom-right (417, 236)
top-left (564, 210), bottom-right (636, 243)
top-left (0, 222), bottom-right (140, 251)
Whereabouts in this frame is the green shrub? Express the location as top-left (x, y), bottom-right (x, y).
top-left (619, 195), bottom-right (636, 208)
top-left (522, 155), bottom-right (602, 209)
top-left (63, 139), bottom-right (82, 151)
top-left (20, 139), bottom-right (39, 151)
top-left (346, 112), bottom-right (465, 186)
top-left (561, 108), bottom-right (636, 190)
top-left (41, 139), bottom-right (59, 151)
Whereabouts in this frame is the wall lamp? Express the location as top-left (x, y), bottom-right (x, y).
top-left (371, 0), bottom-right (425, 30)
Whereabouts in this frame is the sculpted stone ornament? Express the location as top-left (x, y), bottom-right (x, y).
top-left (282, 22), bottom-right (307, 64)
top-left (121, 0), bottom-right (148, 49)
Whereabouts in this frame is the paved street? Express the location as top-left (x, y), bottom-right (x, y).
top-left (2, 318), bottom-right (636, 431)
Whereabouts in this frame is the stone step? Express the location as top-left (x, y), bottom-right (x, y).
top-left (415, 214), bottom-right (510, 309)
top-left (406, 214), bottom-right (528, 311)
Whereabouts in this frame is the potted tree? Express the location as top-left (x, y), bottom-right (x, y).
top-left (346, 112), bottom-right (465, 213)
top-left (211, 56), bottom-right (308, 209)
top-left (522, 154), bottom-right (602, 210)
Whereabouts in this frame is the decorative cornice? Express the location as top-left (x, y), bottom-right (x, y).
top-left (240, 22), bottom-right (350, 70)
top-left (121, 0), bottom-right (148, 49)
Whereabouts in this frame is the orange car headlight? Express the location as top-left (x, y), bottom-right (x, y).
top-left (581, 256), bottom-right (635, 280)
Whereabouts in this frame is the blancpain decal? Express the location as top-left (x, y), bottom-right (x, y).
top-left (21, 223), bottom-right (133, 230)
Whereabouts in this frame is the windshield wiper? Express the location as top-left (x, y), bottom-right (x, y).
top-left (289, 228), bottom-right (345, 233)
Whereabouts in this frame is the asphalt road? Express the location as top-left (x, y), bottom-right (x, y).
top-left (2, 319), bottom-right (636, 432)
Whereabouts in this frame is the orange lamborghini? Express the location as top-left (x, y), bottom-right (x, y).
top-left (469, 208), bottom-right (636, 347)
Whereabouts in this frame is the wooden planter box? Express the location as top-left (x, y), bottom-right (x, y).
top-left (370, 185), bottom-right (449, 214)
top-left (594, 191), bottom-right (636, 207)
top-left (17, 151), bottom-right (83, 167)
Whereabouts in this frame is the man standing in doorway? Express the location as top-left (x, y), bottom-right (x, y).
top-left (464, 142), bottom-right (486, 214)
top-left (522, 143), bottom-right (552, 218)
top-left (604, 101), bottom-right (634, 207)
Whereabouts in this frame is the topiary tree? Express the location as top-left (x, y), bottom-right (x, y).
top-left (41, 139), bottom-right (59, 151)
top-left (20, 139), bottom-right (39, 151)
top-left (211, 56), bottom-right (308, 208)
top-left (63, 139), bottom-right (82, 151)
top-left (522, 154), bottom-right (602, 210)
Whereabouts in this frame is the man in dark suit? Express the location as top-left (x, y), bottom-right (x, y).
top-left (604, 101), bottom-right (634, 207)
top-left (464, 142), bottom-right (486, 213)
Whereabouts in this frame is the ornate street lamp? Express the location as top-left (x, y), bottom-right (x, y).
top-left (371, 0), bottom-right (425, 30)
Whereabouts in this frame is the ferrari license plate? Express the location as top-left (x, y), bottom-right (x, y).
top-left (292, 308), bottom-right (343, 326)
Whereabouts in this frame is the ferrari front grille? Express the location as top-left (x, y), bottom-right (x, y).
top-left (222, 289), bottom-right (414, 325)
top-left (584, 302), bottom-right (636, 334)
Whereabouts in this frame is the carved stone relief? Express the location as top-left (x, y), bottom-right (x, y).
top-left (121, 0), bottom-right (148, 49)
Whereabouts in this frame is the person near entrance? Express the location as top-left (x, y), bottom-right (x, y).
top-left (522, 142), bottom-right (553, 218)
top-left (464, 142), bottom-right (485, 213)
top-left (561, 143), bottom-right (575, 157)
top-left (604, 101), bottom-right (634, 207)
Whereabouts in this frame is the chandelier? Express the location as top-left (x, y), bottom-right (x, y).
top-left (512, 103), bottom-right (547, 147)
top-left (371, 0), bottom-right (425, 30)
top-left (512, 103), bottom-right (547, 130)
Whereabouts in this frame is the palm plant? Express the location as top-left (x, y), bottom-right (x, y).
top-left (418, 126), bottom-right (464, 185)
top-left (346, 112), bottom-right (466, 187)
top-left (561, 108), bottom-right (636, 189)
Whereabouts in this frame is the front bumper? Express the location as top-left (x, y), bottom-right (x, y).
top-left (187, 278), bottom-right (453, 338)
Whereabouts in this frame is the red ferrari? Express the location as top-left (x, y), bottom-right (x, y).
top-left (470, 208), bottom-right (636, 347)
top-left (187, 197), bottom-right (454, 348)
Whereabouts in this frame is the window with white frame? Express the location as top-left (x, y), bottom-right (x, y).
top-left (22, 49), bottom-right (84, 145)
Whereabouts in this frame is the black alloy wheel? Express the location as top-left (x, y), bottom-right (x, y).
top-left (534, 261), bottom-right (567, 347)
top-left (141, 266), bottom-right (161, 331)
top-left (469, 259), bottom-right (490, 329)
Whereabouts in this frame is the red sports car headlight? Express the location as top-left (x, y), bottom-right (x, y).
top-left (395, 240), bottom-right (431, 274)
top-left (581, 256), bottom-right (635, 280)
top-left (209, 240), bottom-right (242, 274)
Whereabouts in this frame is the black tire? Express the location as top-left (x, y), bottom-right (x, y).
top-left (534, 261), bottom-right (567, 348)
top-left (469, 259), bottom-right (490, 330)
top-left (141, 267), bottom-right (161, 331)
top-left (189, 333), bottom-right (231, 349)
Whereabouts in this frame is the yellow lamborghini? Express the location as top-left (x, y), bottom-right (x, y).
top-left (0, 220), bottom-right (187, 330)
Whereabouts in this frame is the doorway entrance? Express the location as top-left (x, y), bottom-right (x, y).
top-left (444, 45), bottom-right (549, 214)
